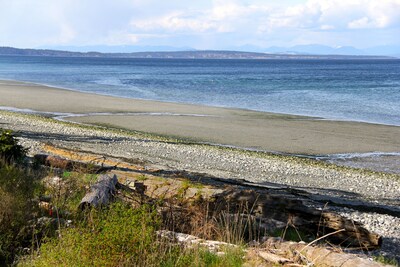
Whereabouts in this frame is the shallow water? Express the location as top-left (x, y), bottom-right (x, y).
top-left (0, 56), bottom-right (399, 126)
top-left (316, 153), bottom-right (400, 175)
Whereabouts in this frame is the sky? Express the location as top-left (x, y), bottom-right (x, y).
top-left (0, 0), bottom-right (399, 50)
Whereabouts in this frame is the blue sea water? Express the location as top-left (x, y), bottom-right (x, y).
top-left (0, 55), bottom-right (399, 126)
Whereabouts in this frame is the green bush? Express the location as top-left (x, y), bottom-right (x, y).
top-left (0, 129), bottom-right (28, 163)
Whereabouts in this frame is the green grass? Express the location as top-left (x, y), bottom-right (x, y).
top-left (136, 174), bottom-right (148, 181)
top-left (23, 202), bottom-right (159, 266)
top-left (0, 162), bottom-right (44, 265)
top-left (373, 255), bottom-right (399, 266)
top-left (48, 171), bottom-right (98, 213)
top-left (272, 227), bottom-right (312, 243)
top-left (21, 202), bottom-right (245, 267)
top-left (161, 246), bottom-right (244, 267)
top-left (0, 129), bottom-right (42, 264)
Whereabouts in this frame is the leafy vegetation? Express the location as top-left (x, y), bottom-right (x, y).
top-left (0, 129), bottom-right (28, 163)
top-left (374, 255), bottom-right (399, 266)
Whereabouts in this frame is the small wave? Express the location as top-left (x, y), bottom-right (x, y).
top-left (316, 152), bottom-right (400, 161)
top-left (319, 152), bottom-right (400, 174)
top-left (93, 77), bottom-right (124, 87)
top-left (0, 106), bottom-right (71, 117)
top-left (0, 81), bottom-right (42, 87)
top-left (0, 106), bottom-right (216, 121)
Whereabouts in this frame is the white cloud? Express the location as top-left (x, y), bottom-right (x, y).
top-left (0, 0), bottom-right (399, 49)
top-left (131, 11), bottom-right (219, 33)
top-left (129, 0), bottom-right (399, 39)
top-left (130, 2), bottom-right (265, 34)
top-left (348, 17), bottom-right (373, 29)
top-left (262, 0), bottom-right (400, 31)
top-left (320, 25), bottom-right (335, 30)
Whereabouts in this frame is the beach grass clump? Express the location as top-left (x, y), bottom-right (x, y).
top-left (22, 201), bottom-right (244, 267)
top-left (45, 171), bottom-right (97, 214)
top-left (24, 202), bottom-right (158, 267)
top-left (373, 254), bottom-right (399, 266)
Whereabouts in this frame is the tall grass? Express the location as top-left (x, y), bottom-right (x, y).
top-left (0, 129), bottom-right (48, 265)
top-left (0, 161), bottom-right (44, 265)
top-left (22, 202), bottom-right (244, 267)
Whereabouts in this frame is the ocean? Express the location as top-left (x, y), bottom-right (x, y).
top-left (0, 55), bottom-right (399, 126)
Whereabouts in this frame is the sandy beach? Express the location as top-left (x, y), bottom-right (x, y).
top-left (1, 80), bottom-right (400, 155)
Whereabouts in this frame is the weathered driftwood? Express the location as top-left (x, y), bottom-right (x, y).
top-left (157, 231), bottom-right (387, 267)
top-left (79, 174), bottom-right (118, 210)
top-left (34, 154), bottom-right (116, 173)
top-left (261, 238), bottom-right (389, 267)
top-left (158, 230), bottom-right (237, 253)
top-left (210, 189), bottom-right (381, 249)
top-left (76, 170), bottom-right (381, 249)
top-left (34, 154), bottom-right (74, 170)
top-left (257, 251), bottom-right (292, 265)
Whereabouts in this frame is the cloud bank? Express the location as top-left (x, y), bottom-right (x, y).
top-left (0, 0), bottom-right (399, 49)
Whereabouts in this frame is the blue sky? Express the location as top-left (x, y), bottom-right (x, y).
top-left (0, 0), bottom-right (399, 50)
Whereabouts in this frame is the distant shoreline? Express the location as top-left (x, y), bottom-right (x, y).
top-left (0, 46), bottom-right (397, 59)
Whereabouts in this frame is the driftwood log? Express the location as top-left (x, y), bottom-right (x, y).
top-left (34, 150), bottom-right (381, 250)
top-left (76, 173), bottom-right (381, 248)
top-left (34, 154), bottom-right (115, 173)
top-left (259, 237), bottom-right (389, 267)
top-left (211, 189), bottom-right (382, 249)
top-left (79, 174), bottom-right (118, 210)
top-left (158, 231), bottom-right (387, 267)
top-left (34, 154), bottom-right (74, 170)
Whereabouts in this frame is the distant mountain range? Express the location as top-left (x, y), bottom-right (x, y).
top-left (243, 44), bottom-right (400, 57)
top-left (0, 46), bottom-right (396, 60)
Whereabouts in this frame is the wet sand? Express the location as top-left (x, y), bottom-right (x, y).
top-left (1, 80), bottom-right (400, 155)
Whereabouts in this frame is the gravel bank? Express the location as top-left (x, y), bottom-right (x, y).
top-left (1, 111), bottom-right (399, 262)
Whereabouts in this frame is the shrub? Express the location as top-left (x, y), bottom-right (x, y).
top-left (0, 129), bottom-right (28, 163)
